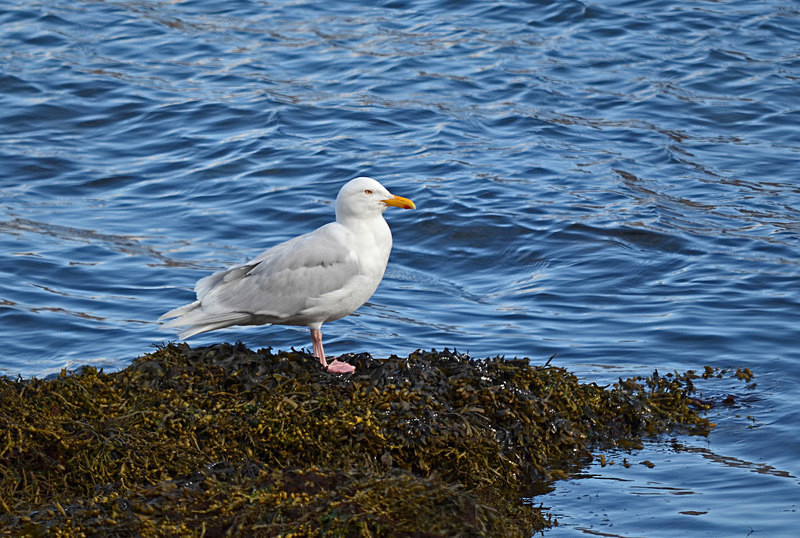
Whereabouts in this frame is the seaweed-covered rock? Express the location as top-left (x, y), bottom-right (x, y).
top-left (0, 344), bottom-right (725, 536)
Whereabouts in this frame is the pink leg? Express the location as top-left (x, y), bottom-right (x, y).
top-left (310, 327), bottom-right (354, 374)
top-left (311, 327), bottom-right (327, 367)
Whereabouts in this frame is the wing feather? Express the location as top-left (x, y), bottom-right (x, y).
top-left (162, 222), bottom-right (361, 333)
top-left (219, 223), bottom-right (360, 318)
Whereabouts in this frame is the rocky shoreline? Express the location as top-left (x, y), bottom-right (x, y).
top-left (1, 344), bottom-right (736, 536)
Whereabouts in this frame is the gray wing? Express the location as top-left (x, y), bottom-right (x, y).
top-left (195, 222), bottom-right (360, 322)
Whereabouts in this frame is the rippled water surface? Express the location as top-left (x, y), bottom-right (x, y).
top-left (2, 0), bottom-right (799, 534)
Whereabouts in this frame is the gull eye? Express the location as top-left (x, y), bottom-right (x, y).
top-left (364, 189), bottom-right (373, 195)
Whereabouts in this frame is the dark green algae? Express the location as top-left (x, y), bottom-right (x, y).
top-left (0, 344), bottom-right (740, 536)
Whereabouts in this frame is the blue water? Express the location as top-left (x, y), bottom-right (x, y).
top-left (2, 0), bottom-right (798, 534)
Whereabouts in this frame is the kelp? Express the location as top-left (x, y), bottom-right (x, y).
top-left (0, 344), bottom-right (737, 536)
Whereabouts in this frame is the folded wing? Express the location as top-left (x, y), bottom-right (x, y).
top-left (160, 223), bottom-right (361, 338)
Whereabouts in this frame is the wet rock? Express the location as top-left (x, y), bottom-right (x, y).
top-left (0, 343), bottom-right (732, 536)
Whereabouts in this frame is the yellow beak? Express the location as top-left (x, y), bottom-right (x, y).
top-left (382, 194), bottom-right (416, 210)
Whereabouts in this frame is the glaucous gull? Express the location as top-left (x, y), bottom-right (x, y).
top-left (159, 177), bottom-right (415, 373)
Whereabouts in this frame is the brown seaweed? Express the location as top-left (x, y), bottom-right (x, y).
top-left (0, 344), bottom-right (737, 536)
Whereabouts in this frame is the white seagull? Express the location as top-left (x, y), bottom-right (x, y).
top-left (159, 177), bottom-right (416, 374)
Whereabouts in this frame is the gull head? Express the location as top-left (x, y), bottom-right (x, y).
top-left (335, 177), bottom-right (415, 221)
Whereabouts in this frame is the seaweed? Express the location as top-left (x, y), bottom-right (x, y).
top-left (0, 344), bottom-right (732, 536)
